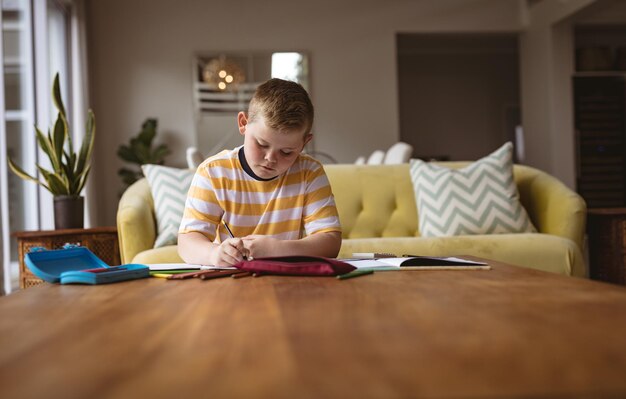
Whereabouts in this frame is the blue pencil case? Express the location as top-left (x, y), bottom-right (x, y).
top-left (25, 246), bottom-right (149, 285)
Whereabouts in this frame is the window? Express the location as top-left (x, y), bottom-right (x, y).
top-left (1, 0), bottom-right (80, 294)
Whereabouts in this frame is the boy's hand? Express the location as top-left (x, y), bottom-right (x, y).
top-left (242, 235), bottom-right (280, 258)
top-left (213, 238), bottom-right (248, 266)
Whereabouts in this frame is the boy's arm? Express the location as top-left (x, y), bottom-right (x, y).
top-left (178, 232), bottom-right (247, 266)
top-left (178, 161), bottom-right (248, 266)
top-left (242, 231), bottom-right (342, 258)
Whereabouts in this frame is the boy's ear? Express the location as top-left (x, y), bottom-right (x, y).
top-left (237, 112), bottom-right (248, 135)
top-left (303, 133), bottom-right (313, 147)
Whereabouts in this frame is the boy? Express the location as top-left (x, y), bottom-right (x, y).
top-left (178, 78), bottom-right (342, 266)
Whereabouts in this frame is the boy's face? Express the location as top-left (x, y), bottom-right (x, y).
top-left (238, 112), bottom-right (312, 179)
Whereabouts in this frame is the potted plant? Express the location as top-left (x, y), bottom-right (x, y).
top-left (117, 118), bottom-right (170, 195)
top-left (7, 73), bottom-right (95, 229)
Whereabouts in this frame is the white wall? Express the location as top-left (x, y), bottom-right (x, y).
top-left (575, 0), bottom-right (626, 24)
top-left (519, 0), bottom-right (597, 190)
top-left (518, 0), bottom-right (626, 190)
top-left (86, 0), bottom-right (522, 225)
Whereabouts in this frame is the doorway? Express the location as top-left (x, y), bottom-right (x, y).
top-left (396, 33), bottom-right (520, 161)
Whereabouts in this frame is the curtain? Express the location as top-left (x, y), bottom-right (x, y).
top-left (69, 0), bottom-right (96, 227)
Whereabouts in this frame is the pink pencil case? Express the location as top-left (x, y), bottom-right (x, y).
top-left (234, 256), bottom-right (356, 276)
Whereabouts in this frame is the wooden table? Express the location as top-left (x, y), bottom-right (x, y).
top-left (14, 227), bottom-right (120, 289)
top-left (1, 259), bottom-right (626, 398)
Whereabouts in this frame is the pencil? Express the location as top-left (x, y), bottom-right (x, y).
top-left (336, 270), bottom-right (374, 280)
top-left (149, 270), bottom-right (198, 274)
top-left (221, 219), bottom-right (235, 238)
top-left (199, 270), bottom-right (242, 280)
top-left (168, 270), bottom-right (217, 279)
top-left (221, 219), bottom-right (251, 260)
top-left (151, 273), bottom-right (173, 279)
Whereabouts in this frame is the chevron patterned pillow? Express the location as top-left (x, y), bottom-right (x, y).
top-left (409, 142), bottom-right (536, 237)
top-left (142, 164), bottom-right (194, 247)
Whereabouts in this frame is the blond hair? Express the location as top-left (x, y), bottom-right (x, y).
top-left (248, 78), bottom-right (314, 135)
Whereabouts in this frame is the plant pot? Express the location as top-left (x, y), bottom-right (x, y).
top-left (54, 196), bottom-right (84, 230)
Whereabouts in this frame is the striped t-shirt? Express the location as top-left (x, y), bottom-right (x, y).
top-left (179, 146), bottom-right (342, 242)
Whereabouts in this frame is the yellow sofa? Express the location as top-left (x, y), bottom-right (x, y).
top-left (117, 163), bottom-right (587, 276)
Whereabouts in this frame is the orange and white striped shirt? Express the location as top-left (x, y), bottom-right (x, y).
top-left (179, 146), bottom-right (341, 242)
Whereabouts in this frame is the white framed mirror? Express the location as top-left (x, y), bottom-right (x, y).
top-left (192, 51), bottom-right (310, 161)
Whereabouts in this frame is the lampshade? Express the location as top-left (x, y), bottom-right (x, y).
top-left (202, 55), bottom-right (246, 91)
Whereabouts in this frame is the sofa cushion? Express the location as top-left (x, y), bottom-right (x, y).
top-left (132, 245), bottom-right (183, 264)
top-left (141, 164), bottom-right (194, 248)
top-left (409, 142), bottom-right (536, 237)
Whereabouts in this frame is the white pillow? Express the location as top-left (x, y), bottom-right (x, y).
top-left (409, 142), bottom-right (536, 237)
top-left (142, 164), bottom-right (194, 247)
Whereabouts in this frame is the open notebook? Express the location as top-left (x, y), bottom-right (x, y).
top-left (342, 255), bottom-right (490, 271)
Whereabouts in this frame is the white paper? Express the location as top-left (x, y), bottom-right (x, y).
top-left (342, 259), bottom-right (396, 269)
top-left (438, 257), bottom-right (486, 265)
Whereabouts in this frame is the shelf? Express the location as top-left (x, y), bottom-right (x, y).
top-left (4, 110), bottom-right (28, 121)
top-left (2, 21), bottom-right (25, 31)
top-left (574, 71), bottom-right (626, 77)
top-left (574, 75), bottom-right (626, 208)
top-left (2, 0), bottom-right (25, 12)
top-left (3, 57), bottom-right (25, 67)
top-left (194, 81), bottom-right (259, 114)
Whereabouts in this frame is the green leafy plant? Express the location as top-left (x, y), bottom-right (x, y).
top-left (117, 118), bottom-right (170, 190)
top-left (8, 73), bottom-right (95, 197)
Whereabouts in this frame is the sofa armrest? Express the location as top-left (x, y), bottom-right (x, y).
top-left (116, 178), bottom-right (156, 263)
top-left (515, 165), bottom-right (587, 253)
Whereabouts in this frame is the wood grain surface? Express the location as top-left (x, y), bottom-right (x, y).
top-left (1, 259), bottom-right (626, 398)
